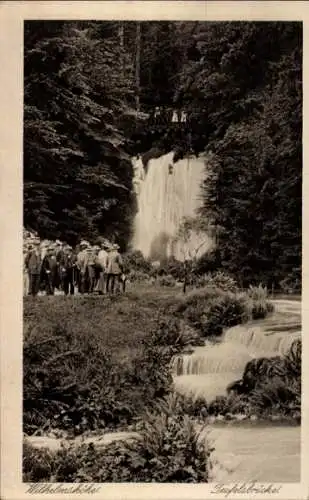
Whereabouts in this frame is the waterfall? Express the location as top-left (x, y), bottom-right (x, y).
top-left (173, 300), bottom-right (301, 402)
top-left (132, 153), bottom-right (213, 261)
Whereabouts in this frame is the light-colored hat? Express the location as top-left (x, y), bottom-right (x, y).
top-left (113, 244), bottom-right (120, 250)
top-left (80, 240), bottom-right (89, 247)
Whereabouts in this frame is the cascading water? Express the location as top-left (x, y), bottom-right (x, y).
top-left (172, 300), bottom-right (301, 402)
top-left (132, 152), bottom-right (213, 261)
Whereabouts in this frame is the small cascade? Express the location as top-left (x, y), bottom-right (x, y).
top-left (173, 300), bottom-right (301, 402)
top-left (223, 324), bottom-right (301, 357)
top-left (172, 343), bottom-right (254, 376)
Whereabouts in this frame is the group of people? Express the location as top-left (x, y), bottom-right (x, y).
top-left (23, 236), bottom-right (126, 297)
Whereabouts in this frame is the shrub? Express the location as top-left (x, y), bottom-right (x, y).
top-left (123, 250), bottom-right (152, 274)
top-left (23, 442), bottom-right (55, 482)
top-left (152, 257), bottom-right (186, 281)
top-left (23, 395), bottom-right (213, 483)
top-left (114, 409), bottom-right (211, 483)
top-left (247, 284), bottom-right (269, 301)
top-left (225, 339), bottom-right (302, 419)
top-left (249, 377), bottom-right (301, 416)
top-left (207, 393), bottom-right (252, 417)
top-left (200, 293), bottom-right (248, 336)
top-left (284, 339), bottom-right (301, 378)
top-left (148, 318), bottom-right (203, 354)
top-left (194, 249), bottom-right (222, 275)
top-left (173, 394), bottom-right (208, 419)
top-left (23, 297), bottom-right (191, 436)
top-left (176, 287), bottom-right (248, 337)
top-left (23, 322), bottom-right (174, 436)
top-left (176, 286), bottom-right (224, 314)
top-left (23, 322), bottom-right (136, 435)
top-left (207, 396), bottom-right (228, 416)
top-left (127, 269), bottom-right (150, 283)
top-left (279, 268), bottom-right (301, 294)
top-left (23, 321), bottom-right (115, 435)
top-left (224, 393), bottom-right (252, 416)
top-left (157, 274), bottom-right (176, 287)
top-left (194, 272), bottom-right (238, 293)
top-left (245, 284), bottom-right (274, 320)
top-left (250, 300), bottom-right (274, 320)
top-left (123, 337), bottom-right (174, 404)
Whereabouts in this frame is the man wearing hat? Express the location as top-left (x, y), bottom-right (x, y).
top-left (105, 243), bottom-right (124, 294)
top-left (58, 244), bottom-right (76, 295)
top-left (55, 241), bottom-right (65, 291)
top-left (76, 240), bottom-right (89, 294)
top-left (25, 239), bottom-right (42, 296)
top-left (95, 241), bottom-right (109, 295)
top-left (86, 245), bottom-right (98, 294)
top-left (41, 244), bottom-right (58, 295)
top-left (92, 245), bottom-right (102, 293)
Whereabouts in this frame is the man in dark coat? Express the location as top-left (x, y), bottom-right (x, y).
top-left (59, 245), bottom-right (76, 295)
top-left (25, 240), bottom-right (42, 296)
top-left (41, 245), bottom-right (59, 295)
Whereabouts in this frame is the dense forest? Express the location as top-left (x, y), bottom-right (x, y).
top-left (24, 21), bottom-right (302, 289)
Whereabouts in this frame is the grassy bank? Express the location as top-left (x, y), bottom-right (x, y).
top-left (24, 287), bottom-right (203, 437)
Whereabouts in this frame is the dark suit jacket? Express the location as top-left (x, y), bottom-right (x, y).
top-left (42, 254), bottom-right (59, 285)
top-left (59, 253), bottom-right (76, 273)
top-left (25, 251), bottom-right (42, 274)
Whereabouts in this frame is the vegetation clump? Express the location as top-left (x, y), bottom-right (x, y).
top-left (23, 395), bottom-right (213, 483)
top-left (23, 295), bottom-right (203, 436)
top-left (175, 284), bottom-right (273, 337)
top-left (191, 339), bottom-right (302, 421)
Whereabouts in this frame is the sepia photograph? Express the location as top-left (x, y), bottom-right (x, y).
top-left (21, 18), bottom-right (302, 485)
top-left (21, 17), bottom-right (303, 485)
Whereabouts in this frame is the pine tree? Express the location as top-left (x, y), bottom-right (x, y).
top-left (192, 22), bottom-right (302, 287)
top-left (24, 21), bottom-right (136, 246)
